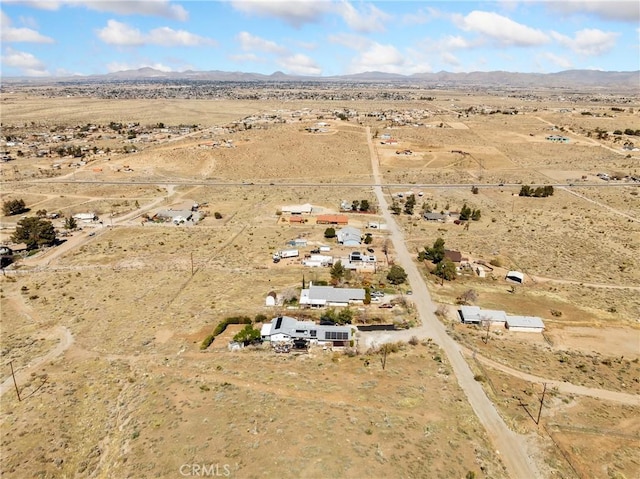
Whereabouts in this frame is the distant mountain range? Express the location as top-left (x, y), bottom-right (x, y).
top-left (4, 68), bottom-right (639, 89)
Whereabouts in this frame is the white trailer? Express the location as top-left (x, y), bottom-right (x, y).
top-left (273, 249), bottom-right (299, 261)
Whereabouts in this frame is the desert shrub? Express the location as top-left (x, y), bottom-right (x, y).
top-left (473, 374), bottom-right (485, 382)
top-left (550, 309), bottom-right (563, 317)
top-left (408, 336), bottom-right (419, 346)
top-left (489, 257), bottom-right (502, 267)
top-left (214, 212), bottom-right (222, 219)
top-left (254, 313), bottom-right (267, 323)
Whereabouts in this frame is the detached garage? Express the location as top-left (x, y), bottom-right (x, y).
top-left (505, 316), bottom-right (545, 333)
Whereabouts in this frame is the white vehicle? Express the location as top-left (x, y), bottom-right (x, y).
top-left (273, 249), bottom-right (299, 261)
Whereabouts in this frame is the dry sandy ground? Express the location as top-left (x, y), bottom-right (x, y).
top-left (1, 92), bottom-right (639, 478)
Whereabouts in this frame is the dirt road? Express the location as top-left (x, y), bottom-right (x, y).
top-left (0, 325), bottom-right (73, 398)
top-left (365, 126), bottom-right (541, 478)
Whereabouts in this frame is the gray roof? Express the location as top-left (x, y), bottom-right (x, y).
top-left (308, 285), bottom-right (365, 303)
top-left (459, 305), bottom-right (507, 323)
top-left (266, 316), bottom-right (352, 340)
top-left (337, 226), bottom-right (361, 245)
top-left (506, 316), bottom-right (545, 329)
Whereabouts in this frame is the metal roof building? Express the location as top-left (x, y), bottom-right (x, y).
top-left (505, 316), bottom-right (545, 332)
top-left (299, 284), bottom-right (365, 308)
top-left (336, 226), bottom-right (361, 246)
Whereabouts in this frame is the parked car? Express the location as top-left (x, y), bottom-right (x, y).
top-left (378, 303), bottom-right (393, 309)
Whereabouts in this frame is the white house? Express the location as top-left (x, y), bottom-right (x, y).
top-left (261, 316), bottom-right (352, 346)
top-left (299, 283), bottom-right (365, 308)
top-left (73, 212), bottom-right (98, 222)
top-left (281, 203), bottom-right (314, 215)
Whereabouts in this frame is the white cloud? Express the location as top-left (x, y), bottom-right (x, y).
top-left (539, 52), bottom-right (573, 69)
top-left (230, 0), bottom-right (332, 27)
top-left (454, 10), bottom-right (549, 46)
top-left (1, 11), bottom-right (54, 43)
top-left (552, 28), bottom-right (619, 56)
top-left (106, 61), bottom-right (173, 73)
top-left (147, 27), bottom-right (216, 46)
top-left (79, 0), bottom-right (189, 21)
top-left (97, 20), bottom-right (215, 47)
top-left (402, 6), bottom-right (443, 25)
top-left (97, 20), bottom-right (145, 46)
top-left (4, 0), bottom-right (188, 20)
top-left (441, 52), bottom-right (461, 67)
top-left (348, 43), bottom-right (406, 74)
top-left (327, 33), bottom-right (371, 51)
top-left (335, 1), bottom-right (390, 33)
top-left (1, 47), bottom-right (49, 75)
top-left (277, 53), bottom-right (321, 75)
top-left (237, 31), bottom-right (287, 54)
top-left (547, 1), bottom-right (640, 23)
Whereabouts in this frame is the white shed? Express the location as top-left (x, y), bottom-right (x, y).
top-left (505, 316), bottom-right (545, 332)
top-left (506, 270), bottom-right (524, 283)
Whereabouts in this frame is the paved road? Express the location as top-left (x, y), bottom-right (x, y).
top-left (364, 126), bottom-right (540, 478)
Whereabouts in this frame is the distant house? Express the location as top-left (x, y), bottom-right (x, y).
top-left (506, 271), bottom-right (525, 284)
top-left (281, 203), bottom-right (314, 215)
top-left (423, 212), bottom-right (448, 222)
top-left (288, 216), bottom-right (306, 224)
top-left (155, 209), bottom-right (196, 224)
top-left (444, 249), bottom-right (463, 263)
top-left (458, 306), bottom-right (507, 326)
top-left (316, 214), bottom-right (348, 225)
top-left (336, 226), bottom-right (361, 246)
top-left (459, 306), bottom-right (545, 332)
top-left (261, 315), bottom-right (352, 347)
top-left (299, 283), bottom-right (365, 308)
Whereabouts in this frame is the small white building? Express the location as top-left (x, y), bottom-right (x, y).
top-left (73, 212), bottom-right (98, 222)
top-left (505, 316), bottom-right (545, 332)
top-left (506, 270), bottom-right (524, 284)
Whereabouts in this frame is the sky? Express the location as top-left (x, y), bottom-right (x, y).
top-left (1, 0), bottom-right (639, 78)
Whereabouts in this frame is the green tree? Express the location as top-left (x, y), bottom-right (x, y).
top-left (364, 288), bottom-right (371, 305)
top-left (359, 199), bottom-right (370, 212)
top-left (390, 201), bottom-right (401, 215)
top-left (330, 260), bottom-right (345, 281)
top-left (36, 209), bottom-right (47, 218)
top-left (336, 308), bottom-right (354, 325)
top-left (2, 198), bottom-right (27, 216)
top-left (434, 259), bottom-right (457, 281)
top-left (324, 227), bottom-right (336, 238)
top-left (12, 217), bottom-right (56, 249)
top-left (471, 209), bottom-right (481, 221)
top-left (233, 324), bottom-right (261, 345)
top-left (419, 237), bottom-right (445, 263)
top-left (351, 200), bottom-right (360, 211)
top-left (459, 203), bottom-right (472, 221)
top-left (404, 194), bottom-right (416, 215)
top-left (386, 265), bottom-right (407, 285)
top-left (364, 233), bottom-right (373, 245)
top-left (64, 216), bottom-right (78, 230)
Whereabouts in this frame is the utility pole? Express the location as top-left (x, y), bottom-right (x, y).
top-left (9, 361), bottom-right (21, 401)
top-left (536, 383), bottom-right (547, 425)
top-left (190, 252), bottom-right (194, 276)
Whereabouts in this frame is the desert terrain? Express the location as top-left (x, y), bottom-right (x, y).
top-left (1, 83), bottom-right (639, 478)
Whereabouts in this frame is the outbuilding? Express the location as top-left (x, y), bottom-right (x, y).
top-left (505, 316), bottom-right (545, 332)
top-left (506, 271), bottom-right (525, 284)
top-left (336, 226), bottom-right (361, 246)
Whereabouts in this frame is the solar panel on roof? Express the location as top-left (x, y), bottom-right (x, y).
top-left (275, 317), bottom-right (283, 329)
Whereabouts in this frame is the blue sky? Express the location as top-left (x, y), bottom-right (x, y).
top-left (1, 0), bottom-right (639, 77)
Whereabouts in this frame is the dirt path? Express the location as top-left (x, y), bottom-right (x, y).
top-left (462, 347), bottom-right (639, 406)
top-left (0, 325), bottom-right (74, 398)
top-left (557, 186), bottom-right (639, 223)
top-left (365, 126), bottom-right (541, 478)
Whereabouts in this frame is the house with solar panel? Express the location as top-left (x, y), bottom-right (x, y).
top-left (261, 315), bottom-right (352, 347)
